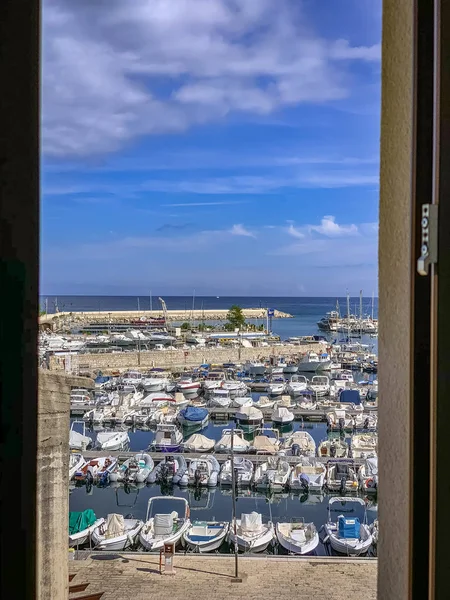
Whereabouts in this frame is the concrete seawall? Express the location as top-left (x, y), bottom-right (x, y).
top-left (48, 342), bottom-right (327, 374)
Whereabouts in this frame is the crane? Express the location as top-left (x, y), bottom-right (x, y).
top-left (158, 297), bottom-right (169, 325)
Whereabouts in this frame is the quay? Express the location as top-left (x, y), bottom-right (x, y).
top-left (69, 554), bottom-right (377, 600)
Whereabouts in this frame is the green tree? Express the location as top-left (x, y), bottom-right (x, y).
top-left (180, 322), bottom-right (191, 330)
top-left (226, 305), bottom-right (246, 330)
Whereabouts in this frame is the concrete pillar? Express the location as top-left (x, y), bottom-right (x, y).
top-left (37, 372), bottom-right (93, 600)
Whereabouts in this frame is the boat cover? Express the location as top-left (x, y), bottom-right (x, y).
top-left (105, 514), bottom-right (124, 538)
top-left (273, 407), bottom-right (292, 418)
top-left (340, 390), bottom-right (361, 405)
top-left (184, 434), bottom-right (215, 451)
top-left (237, 406), bottom-right (263, 420)
top-left (69, 509), bottom-right (97, 535)
top-left (154, 514), bottom-right (174, 536)
top-left (241, 512), bottom-right (262, 533)
top-left (338, 516), bottom-right (361, 539)
top-left (253, 436), bottom-right (277, 453)
top-left (181, 406), bottom-right (208, 422)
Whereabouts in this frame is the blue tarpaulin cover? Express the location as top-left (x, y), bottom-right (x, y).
top-left (338, 516), bottom-right (361, 539)
top-left (180, 406), bottom-right (208, 422)
top-left (339, 389), bottom-right (361, 405)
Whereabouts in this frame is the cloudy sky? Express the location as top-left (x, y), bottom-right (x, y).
top-left (41, 0), bottom-right (381, 296)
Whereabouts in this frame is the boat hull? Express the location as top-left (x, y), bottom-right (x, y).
top-left (276, 525), bottom-right (319, 555)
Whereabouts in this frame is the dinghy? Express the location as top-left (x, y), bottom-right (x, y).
top-left (350, 433), bottom-right (378, 459)
top-left (187, 455), bottom-right (220, 487)
top-left (228, 512), bottom-right (275, 553)
top-left (289, 458), bottom-right (326, 492)
top-left (219, 457), bottom-right (253, 486)
top-left (279, 431), bottom-right (316, 457)
top-left (69, 421), bottom-right (92, 451)
top-left (358, 456), bottom-right (379, 493)
top-left (69, 452), bottom-right (86, 479)
top-left (92, 513), bottom-right (143, 551)
top-left (139, 497), bottom-right (190, 551)
top-left (322, 497), bottom-right (373, 555)
top-left (96, 430), bottom-right (130, 451)
top-left (235, 405), bottom-right (264, 431)
top-left (177, 406), bottom-right (209, 428)
top-left (276, 519), bottom-right (319, 555)
top-left (318, 438), bottom-right (349, 458)
top-left (214, 429), bottom-right (251, 453)
top-left (253, 457), bottom-right (291, 491)
top-left (74, 456), bottom-right (118, 484)
top-left (183, 433), bottom-right (215, 453)
top-left (109, 453), bottom-right (154, 484)
top-left (69, 509), bottom-right (104, 548)
top-left (183, 521), bottom-right (229, 553)
top-left (271, 406), bottom-right (294, 425)
top-left (326, 461), bottom-right (359, 493)
top-left (146, 455), bottom-right (188, 486)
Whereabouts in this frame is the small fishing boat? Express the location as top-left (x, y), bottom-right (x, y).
top-left (244, 361), bottom-right (266, 376)
top-left (350, 433), bottom-right (378, 459)
top-left (271, 406), bottom-right (295, 425)
top-left (358, 456), bottom-right (379, 493)
top-left (69, 509), bottom-right (104, 548)
top-left (326, 461), bottom-right (359, 493)
top-left (187, 455), bottom-right (220, 487)
top-left (298, 352), bottom-right (331, 372)
top-left (69, 452), bottom-right (86, 479)
top-left (322, 497), bottom-right (373, 555)
top-left (222, 381), bottom-right (249, 397)
top-left (276, 519), bottom-right (319, 555)
top-left (183, 433), bottom-right (215, 453)
top-left (235, 405), bottom-right (264, 431)
top-left (177, 377), bottom-right (202, 396)
top-left (152, 423), bottom-right (183, 452)
top-left (177, 406), bottom-right (209, 428)
top-left (139, 497), bottom-right (190, 551)
top-left (96, 429), bottom-right (130, 451)
top-left (253, 395), bottom-right (275, 409)
top-left (252, 427), bottom-right (280, 455)
top-left (208, 388), bottom-right (232, 407)
top-left (109, 453), bottom-right (154, 484)
top-left (69, 421), bottom-right (92, 451)
top-left (74, 456), bottom-right (117, 483)
top-left (92, 513), bottom-right (144, 551)
top-left (326, 409), bottom-right (354, 432)
top-left (289, 459), bottom-right (326, 492)
top-left (353, 412), bottom-right (378, 430)
top-left (266, 379), bottom-right (286, 397)
top-left (219, 457), bottom-right (254, 486)
top-left (70, 388), bottom-right (92, 404)
top-left (214, 429), bottom-right (251, 453)
top-left (183, 521), bottom-right (229, 553)
top-left (228, 512), bottom-right (275, 553)
top-left (253, 457), bottom-right (291, 491)
top-left (279, 431), bottom-right (316, 457)
top-left (317, 438), bottom-right (349, 458)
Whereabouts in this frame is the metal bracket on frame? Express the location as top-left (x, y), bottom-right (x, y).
top-left (417, 204), bottom-right (438, 275)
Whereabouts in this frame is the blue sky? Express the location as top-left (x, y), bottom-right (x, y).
top-left (41, 0), bottom-right (381, 296)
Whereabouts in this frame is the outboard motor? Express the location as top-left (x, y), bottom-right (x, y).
top-left (338, 417), bottom-right (345, 434)
top-left (291, 443), bottom-right (300, 457)
top-left (299, 472), bottom-right (310, 493)
top-left (330, 443), bottom-right (337, 458)
top-left (194, 468), bottom-right (202, 488)
top-left (340, 476), bottom-right (348, 494)
top-left (363, 417), bottom-right (370, 430)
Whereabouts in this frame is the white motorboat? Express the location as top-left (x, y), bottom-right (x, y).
top-left (177, 378), bottom-right (201, 396)
top-left (351, 433), bottom-right (378, 459)
top-left (69, 452), bottom-right (86, 479)
top-left (322, 497), bottom-right (373, 556)
top-left (152, 423), bottom-right (183, 453)
top-left (318, 438), bottom-right (349, 458)
top-left (235, 405), bottom-right (264, 431)
top-left (253, 395), bottom-right (275, 409)
top-left (70, 388), bottom-right (92, 404)
top-left (296, 396), bottom-right (318, 410)
top-left (187, 455), bottom-right (220, 487)
top-left (69, 509), bottom-right (104, 548)
top-left (252, 427), bottom-right (280, 455)
top-left (271, 406), bottom-right (295, 425)
top-left (275, 395), bottom-right (294, 408)
top-left (183, 433), bottom-right (215, 453)
top-left (96, 429), bottom-right (130, 451)
top-left (253, 457), bottom-right (291, 491)
top-left (326, 461), bottom-right (359, 492)
top-left (279, 430), bottom-right (316, 457)
top-left (309, 375), bottom-right (330, 397)
top-left (177, 406), bottom-right (209, 428)
top-left (276, 519), bottom-right (319, 555)
top-left (92, 514), bottom-right (144, 551)
top-left (286, 375), bottom-right (309, 397)
top-left (69, 421), bottom-right (92, 451)
top-left (266, 379), bottom-right (286, 397)
top-left (183, 521), bottom-right (229, 553)
top-left (73, 455), bottom-right (118, 483)
top-left (232, 396), bottom-right (253, 409)
top-left (139, 497), bottom-right (190, 551)
top-left (244, 361), bottom-right (267, 376)
top-left (208, 388), bottom-right (232, 407)
top-left (219, 457), bottom-right (254, 486)
top-left (121, 370), bottom-right (143, 388)
top-left (298, 351), bottom-right (332, 372)
top-left (326, 409), bottom-right (354, 431)
top-left (353, 412), bottom-right (378, 430)
top-left (358, 456), bottom-right (379, 493)
top-left (214, 428), bottom-right (251, 453)
top-left (228, 513), bottom-right (275, 553)
top-left (221, 381), bottom-right (249, 397)
top-left (141, 392), bottom-right (176, 408)
top-left (283, 363), bottom-right (299, 374)
top-left (289, 458), bottom-right (326, 492)
top-left (141, 376), bottom-right (170, 392)
top-left (202, 371), bottom-right (227, 392)
top-left (109, 453), bottom-right (154, 484)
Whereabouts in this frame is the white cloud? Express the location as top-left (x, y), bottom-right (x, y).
top-left (287, 224), bottom-right (305, 239)
top-left (163, 201), bottom-right (246, 207)
top-left (229, 224), bottom-right (256, 238)
top-left (310, 215), bottom-right (359, 237)
top-left (42, 0), bottom-right (380, 158)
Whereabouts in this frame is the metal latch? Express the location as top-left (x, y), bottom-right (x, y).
top-left (417, 204), bottom-right (438, 276)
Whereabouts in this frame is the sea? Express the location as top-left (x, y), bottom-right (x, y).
top-left (64, 296), bottom-right (378, 555)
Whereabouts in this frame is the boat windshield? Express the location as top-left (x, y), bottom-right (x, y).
top-left (148, 497), bottom-right (187, 519)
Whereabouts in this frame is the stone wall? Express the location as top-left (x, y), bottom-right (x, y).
top-left (37, 371), bottom-right (94, 600)
top-left (48, 343), bottom-right (327, 374)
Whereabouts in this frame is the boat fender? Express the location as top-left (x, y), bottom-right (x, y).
top-left (365, 478), bottom-right (375, 489)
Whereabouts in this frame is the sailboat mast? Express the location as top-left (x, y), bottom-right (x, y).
top-left (371, 291), bottom-right (374, 321)
top-left (150, 290), bottom-right (153, 313)
top-left (360, 290), bottom-right (363, 337)
top-left (346, 291), bottom-right (350, 339)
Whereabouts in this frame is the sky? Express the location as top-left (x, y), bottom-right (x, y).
top-left (41, 0), bottom-right (381, 297)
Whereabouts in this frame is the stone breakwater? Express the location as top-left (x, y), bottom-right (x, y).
top-left (39, 307), bottom-right (293, 326)
top-left (48, 342), bottom-right (327, 374)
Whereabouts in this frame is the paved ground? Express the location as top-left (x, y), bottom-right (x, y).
top-left (69, 554), bottom-right (377, 600)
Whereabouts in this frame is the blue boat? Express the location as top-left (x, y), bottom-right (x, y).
top-left (177, 406), bottom-right (209, 428)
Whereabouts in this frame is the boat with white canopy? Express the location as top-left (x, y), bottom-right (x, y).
top-left (228, 512), bottom-right (275, 553)
top-left (92, 514), bottom-right (144, 551)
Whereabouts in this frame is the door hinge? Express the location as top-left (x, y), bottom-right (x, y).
top-left (417, 204), bottom-right (438, 276)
